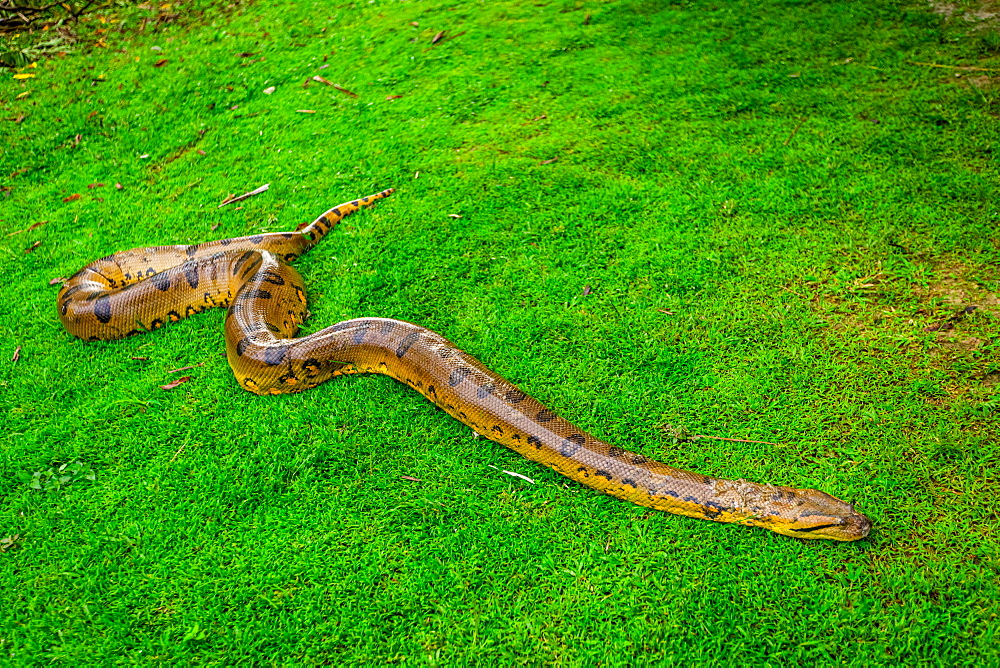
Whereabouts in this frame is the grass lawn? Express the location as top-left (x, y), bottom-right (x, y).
top-left (2, 0), bottom-right (999, 663)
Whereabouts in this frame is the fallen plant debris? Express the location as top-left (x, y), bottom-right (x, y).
top-left (539, 157), bottom-right (558, 164)
top-left (783, 117), bottom-right (809, 145)
top-left (311, 76), bottom-right (358, 97)
top-left (924, 305), bottom-right (978, 332)
top-left (332, 83), bottom-right (356, 98)
top-left (160, 375), bottom-right (192, 390)
top-left (62, 193), bottom-right (81, 202)
top-left (11, 345), bottom-right (20, 362)
top-left (487, 464), bottom-right (535, 484)
top-left (400, 476), bottom-right (422, 482)
top-left (0, 534), bottom-right (19, 552)
top-left (6, 220), bottom-right (47, 237)
top-left (153, 58), bottom-right (168, 67)
top-left (218, 183), bottom-right (269, 208)
top-left (427, 29), bottom-right (466, 48)
top-left (23, 240), bottom-right (41, 253)
top-left (168, 363), bottom-right (205, 373)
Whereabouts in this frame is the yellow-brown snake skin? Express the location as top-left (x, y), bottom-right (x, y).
top-left (58, 189), bottom-right (871, 541)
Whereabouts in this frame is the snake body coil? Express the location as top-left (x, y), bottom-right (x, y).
top-left (58, 189), bottom-right (871, 541)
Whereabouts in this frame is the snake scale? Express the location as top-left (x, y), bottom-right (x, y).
top-left (58, 189), bottom-right (871, 541)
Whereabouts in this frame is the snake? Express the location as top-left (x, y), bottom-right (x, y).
top-left (57, 188), bottom-right (872, 541)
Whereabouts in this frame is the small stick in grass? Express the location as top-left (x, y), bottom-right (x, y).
top-left (218, 183), bottom-right (269, 208)
top-left (783, 117), bottom-right (808, 146)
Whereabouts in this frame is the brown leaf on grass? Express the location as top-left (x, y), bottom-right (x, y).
top-left (115, 182), bottom-right (123, 190)
top-left (411, 21), bottom-right (418, 27)
top-left (582, 285), bottom-right (591, 296)
top-left (400, 476), bottom-right (422, 482)
top-left (539, 157), bottom-right (558, 164)
top-left (131, 356), bottom-right (149, 361)
top-left (196, 149), bottom-right (206, 155)
top-left (312, 75), bottom-right (334, 86)
top-left (386, 95), bottom-right (403, 100)
top-left (87, 182), bottom-right (105, 189)
top-left (296, 109), bottom-right (316, 113)
top-left (237, 52), bottom-right (259, 57)
top-left (24, 241), bottom-right (41, 253)
top-left (48, 276), bottom-right (66, 285)
top-left (63, 193), bottom-right (81, 202)
top-left (333, 84), bottom-right (358, 98)
top-left (87, 110), bottom-right (99, 120)
top-left (432, 30), bottom-right (446, 43)
top-left (11, 345), bottom-right (20, 362)
top-left (160, 375), bottom-right (191, 390)
top-left (153, 59), bottom-right (168, 67)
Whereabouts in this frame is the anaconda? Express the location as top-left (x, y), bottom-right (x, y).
top-left (57, 188), bottom-right (872, 541)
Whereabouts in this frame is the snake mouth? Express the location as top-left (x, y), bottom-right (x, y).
top-left (790, 512), bottom-right (872, 541)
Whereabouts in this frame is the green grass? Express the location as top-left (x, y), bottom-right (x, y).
top-left (2, 0), bottom-right (999, 664)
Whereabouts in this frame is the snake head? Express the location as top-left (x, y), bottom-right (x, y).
top-left (766, 487), bottom-right (872, 541)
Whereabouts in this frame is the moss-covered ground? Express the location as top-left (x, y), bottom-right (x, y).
top-left (2, 0), bottom-right (999, 664)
